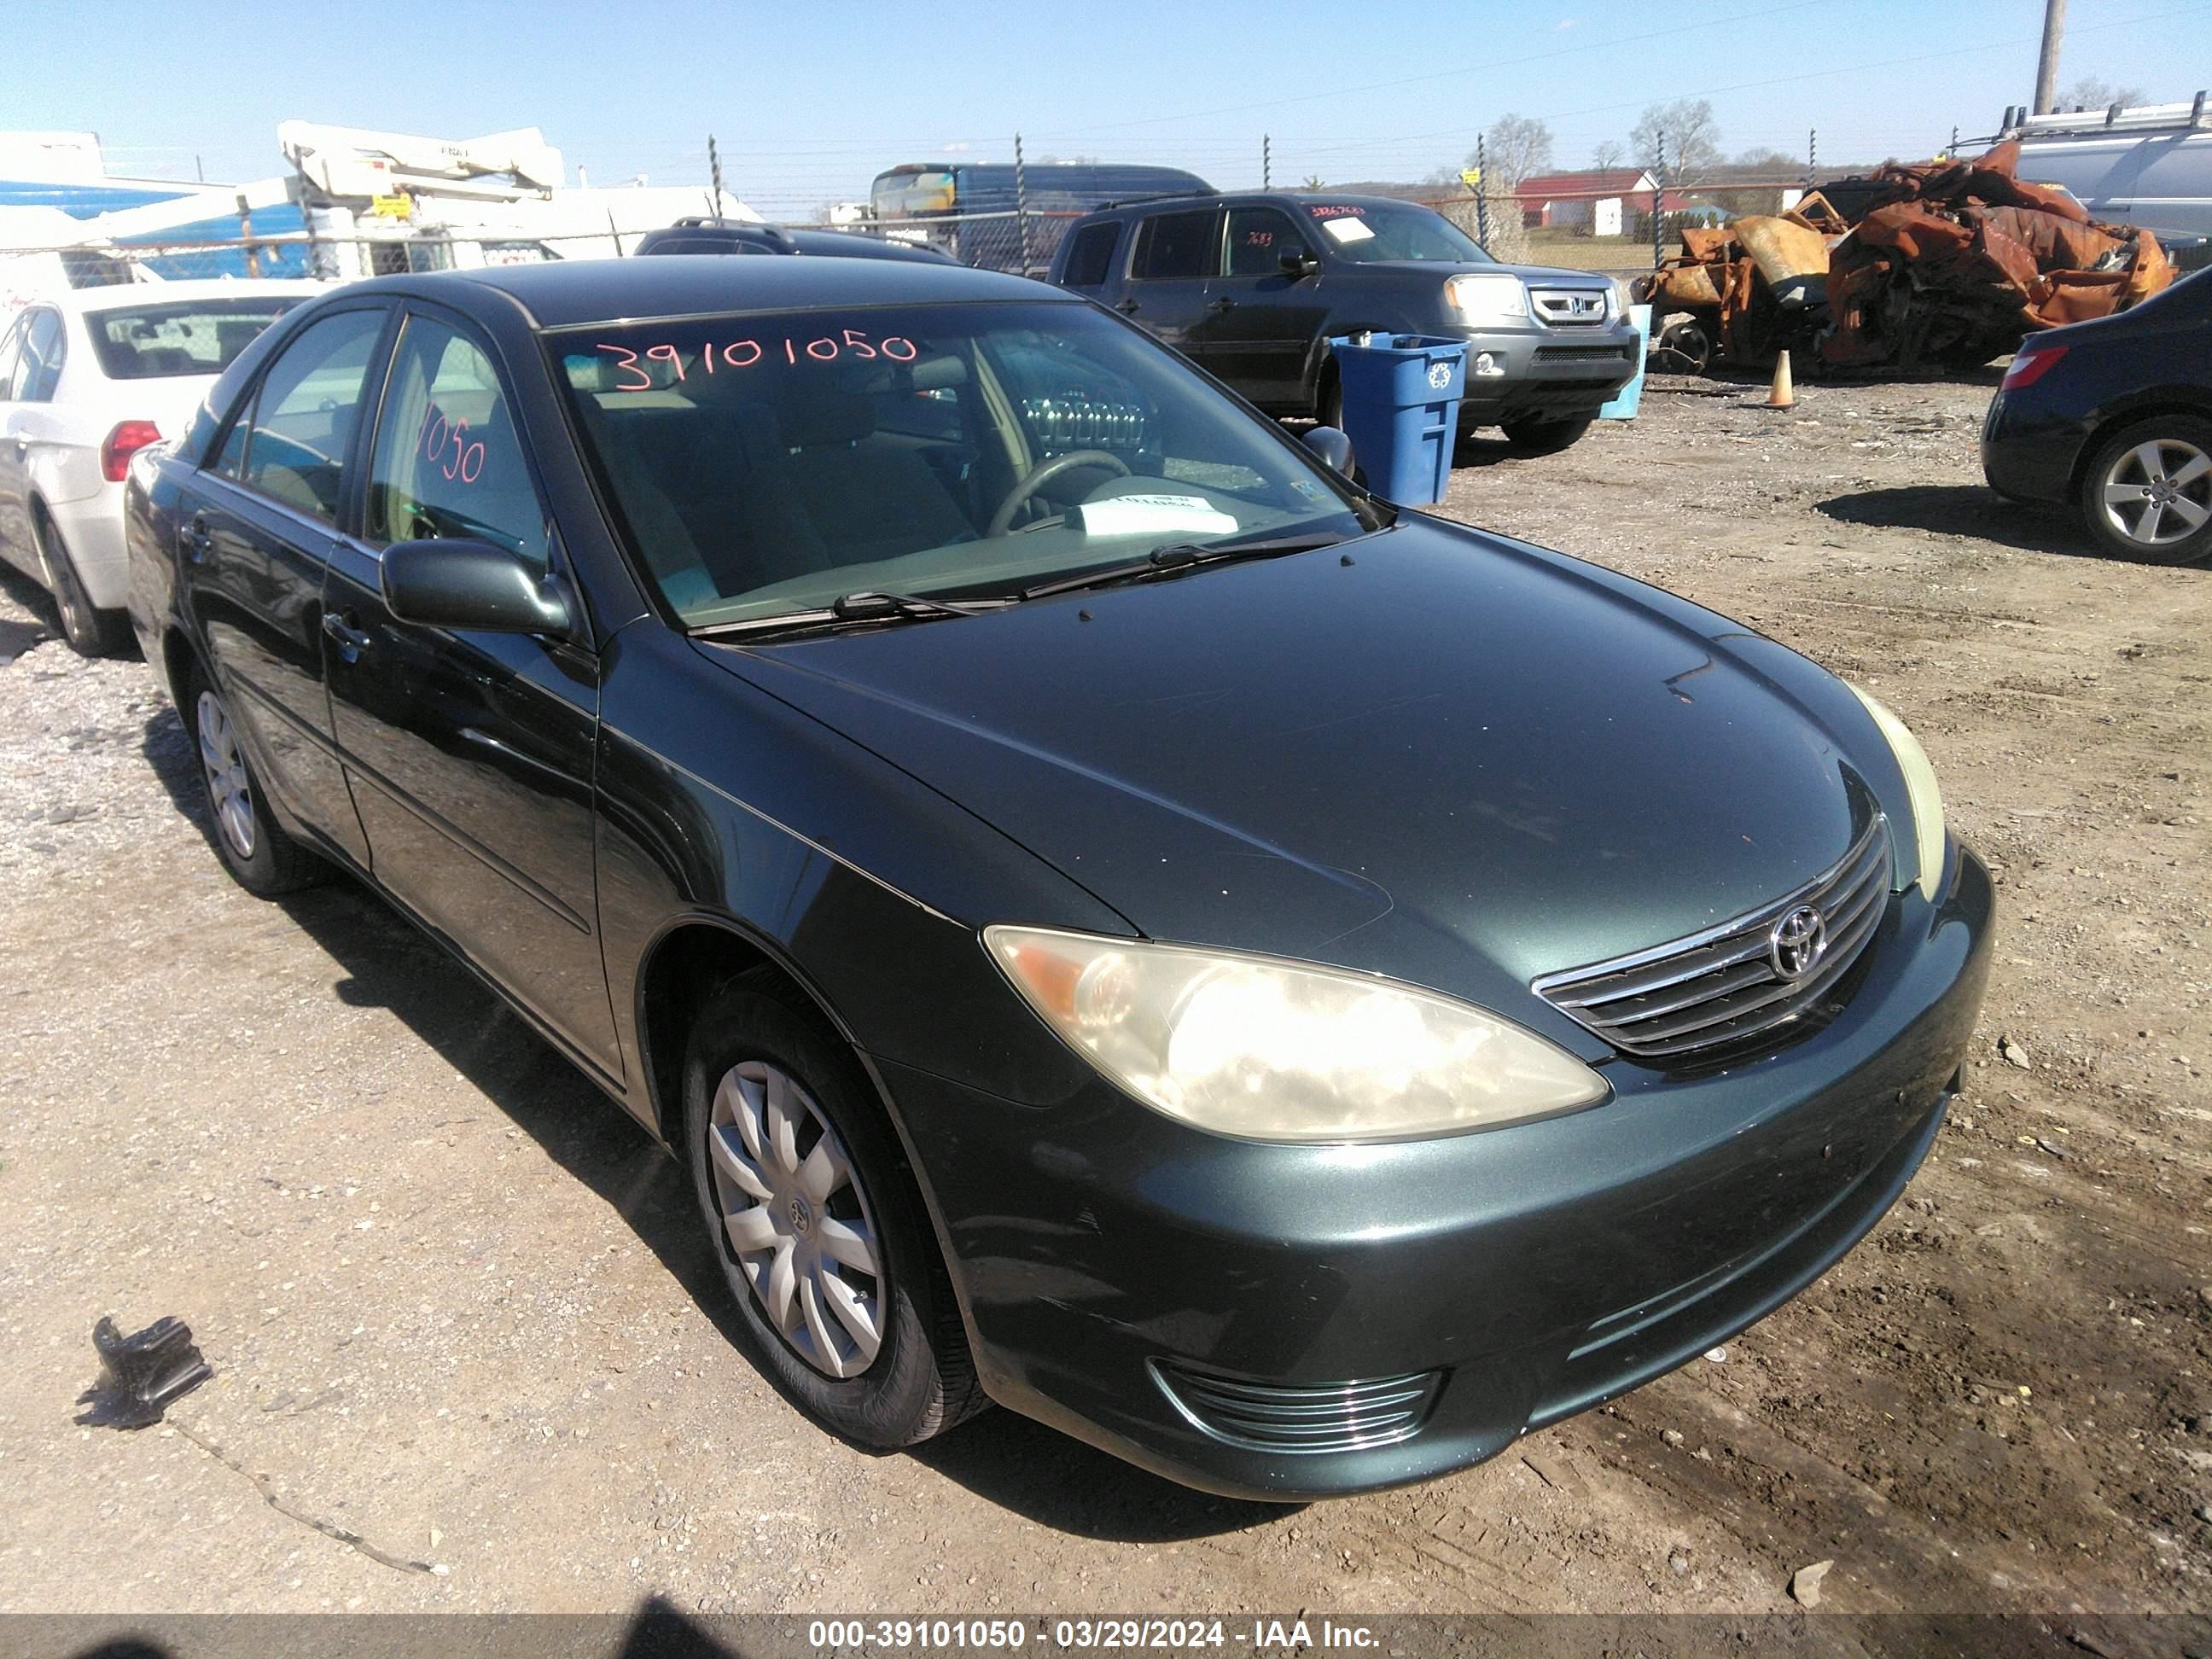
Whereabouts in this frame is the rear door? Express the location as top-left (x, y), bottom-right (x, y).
top-left (1118, 208), bottom-right (1221, 350)
top-left (0, 308), bottom-right (67, 578)
top-left (1192, 205), bottom-right (1330, 409)
top-left (320, 304), bottom-right (620, 1079)
top-left (178, 302), bottom-right (393, 864)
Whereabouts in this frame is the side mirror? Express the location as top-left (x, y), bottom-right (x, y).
top-left (1302, 425), bottom-right (1355, 477)
top-left (1278, 249), bottom-right (1319, 279)
top-left (381, 538), bottom-right (576, 637)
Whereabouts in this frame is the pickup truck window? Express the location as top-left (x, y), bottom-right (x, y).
top-left (1225, 208), bottom-right (1308, 276)
top-left (1132, 211), bottom-right (1220, 282)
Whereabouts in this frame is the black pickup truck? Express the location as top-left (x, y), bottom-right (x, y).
top-left (1051, 191), bottom-right (1639, 454)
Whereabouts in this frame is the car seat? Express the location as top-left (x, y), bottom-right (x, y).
top-left (777, 382), bottom-right (975, 563)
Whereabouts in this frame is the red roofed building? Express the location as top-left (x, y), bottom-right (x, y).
top-left (1513, 167), bottom-right (1688, 236)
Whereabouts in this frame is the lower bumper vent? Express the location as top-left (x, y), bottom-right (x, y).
top-left (1152, 1362), bottom-right (1442, 1453)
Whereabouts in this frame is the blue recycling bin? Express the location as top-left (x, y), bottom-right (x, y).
top-left (1325, 334), bottom-right (1467, 504)
top-left (1600, 302), bottom-right (1651, 421)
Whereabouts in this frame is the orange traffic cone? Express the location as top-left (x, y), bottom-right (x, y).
top-left (1767, 350), bottom-right (1796, 409)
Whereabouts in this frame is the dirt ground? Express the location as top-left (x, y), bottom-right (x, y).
top-left (0, 370), bottom-right (2206, 1634)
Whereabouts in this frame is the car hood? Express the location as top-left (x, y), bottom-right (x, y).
top-left (699, 520), bottom-right (1883, 1023)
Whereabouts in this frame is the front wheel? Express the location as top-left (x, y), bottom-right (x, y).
top-left (1499, 416), bottom-right (1595, 457)
top-left (684, 974), bottom-right (987, 1447)
top-left (2077, 416), bottom-right (2212, 565)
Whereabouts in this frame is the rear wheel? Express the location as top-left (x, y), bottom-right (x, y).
top-left (684, 973), bottom-right (987, 1447)
top-left (181, 663), bottom-right (323, 896)
top-left (32, 510), bottom-right (129, 657)
top-left (2078, 416), bottom-right (2212, 565)
top-left (1499, 416), bottom-right (1594, 457)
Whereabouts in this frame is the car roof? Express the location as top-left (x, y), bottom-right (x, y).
top-left (57, 277), bottom-right (331, 315)
top-left (370, 254), bottom-right (1062, 328)
top-left (1092, 191), bottom-right (1429, 215)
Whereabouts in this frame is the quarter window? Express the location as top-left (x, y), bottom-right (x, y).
top-left (1060, 221), bottom-right (1122, 288)
top-left (236, 308), bottom-right (386, 522)
top-left (365, 315), bottom-right (548, 572)
top-left (1225, 208), bottom-right (1307, 277)
top-left (1131, 211), bottom-right (1220, 282)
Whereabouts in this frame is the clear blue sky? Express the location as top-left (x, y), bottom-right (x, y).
top-left (14, 0), bottom-right (2207, 214)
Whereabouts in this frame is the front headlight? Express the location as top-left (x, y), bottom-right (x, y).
top-left (1444, 272), bottom-right (1528, 326)
top-left (1846, 683), bottom-right (1947, 898)
top-left (985, 926), bottom-right (1608, 1143)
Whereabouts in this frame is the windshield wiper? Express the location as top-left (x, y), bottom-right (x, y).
top-left (1018, 533), bottom-right (1349, 602)
top-left (690, 590), bottom-right (1010, 643)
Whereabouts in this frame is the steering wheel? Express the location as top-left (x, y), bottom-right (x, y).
top-left (987, 449), bottom-right (1132, 538)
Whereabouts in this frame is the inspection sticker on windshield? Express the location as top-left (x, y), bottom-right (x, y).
top-left (1318, 217), bottom-right (1377, 245)
top-left (1077, 494), bottom-right (1240, 539)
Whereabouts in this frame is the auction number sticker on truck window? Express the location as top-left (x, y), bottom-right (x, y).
top-left (1318, 217), bottom-right (1376, 244)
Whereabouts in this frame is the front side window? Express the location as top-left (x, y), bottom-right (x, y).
top-left (236, 307), bottom-right (387, 522)
top-left (87, 299), bottom-right (302, 381)
top-left (1225, 208), bottom-right (1308, 277)
top-left (552, 300), bottom-right (1367, 627)
top-left (1132, 211), bottom-right (1220, 281)
top-left (1303, 201), bottom-right (1493, 264)
top-left (366, 315), bottom-right (548, 571)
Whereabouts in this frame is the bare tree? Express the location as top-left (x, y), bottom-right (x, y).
top-left (1590, 139), bottom-right (1626, 174)
top-left (1631, 99), bottom-right (1722, 183)
top-left (2058, 75), bottom-right (2146, 112)
top-left (1470, 114), bottom-right (1555, 189)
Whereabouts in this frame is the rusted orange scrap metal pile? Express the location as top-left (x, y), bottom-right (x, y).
top-left (1633, 141), bottom-right (2174, 374)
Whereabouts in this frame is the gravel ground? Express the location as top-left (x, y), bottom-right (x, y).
top-left (0, 370), bottom-right (2206, 1633)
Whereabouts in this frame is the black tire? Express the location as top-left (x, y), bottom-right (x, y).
top-left (1499, 416), bottom-right (1595, 457)
top-left (683, 972), bottom-right (986, 1449)
top-left (2076, 415), bottom-right (2212, 566)
top-left (32, 510), bottom-right (131, 657)
top-left (179, 661), bottom-right (324, 896)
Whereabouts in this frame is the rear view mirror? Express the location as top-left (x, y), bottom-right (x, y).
top-left (1302, 426), bottom-right (1354, 477)
top-left (381, 538), bottom-right (577, 637)
top-left (1279, 249), bottom-right (1319, 279)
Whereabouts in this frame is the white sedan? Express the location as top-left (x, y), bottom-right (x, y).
top-left (0, 278), bottom-right (325, 654)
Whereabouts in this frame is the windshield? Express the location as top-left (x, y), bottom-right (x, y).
top-left (1304, 201), bottom-right (1493, 265)
top-left (86, 298), bottom-right (302, 381)
top-left (552, 301), bottom-right (1367, 627)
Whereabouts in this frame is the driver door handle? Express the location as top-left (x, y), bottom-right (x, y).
top-left (1115, 299), bottom-right (1139, 315)
top-left (321, 611), bottom-right (373, 658)
top-left (1208, 296), bottom-right (1237, 312)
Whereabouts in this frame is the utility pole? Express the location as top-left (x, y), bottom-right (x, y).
top-left (2033, 0), bottom-right (2066, 114)
top-left (707, 135), bottom-right (725, 219)
top-left (1262, 134), bottom-right (1271, 191)
top-left (1474, 135), bottom-right (1491, 248)
top-left (1014, 133), bottom-right (1032, 275)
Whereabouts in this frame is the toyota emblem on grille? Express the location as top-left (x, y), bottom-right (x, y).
top-left (1769, 905), bottom-right (1827, 980)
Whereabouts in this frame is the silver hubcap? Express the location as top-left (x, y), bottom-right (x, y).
top-left (706, 1059), bottom-right (883, 1379)
top-left (2100, 439), bottom-right (2212, 546)
top-left (195, 690), bottom-right (257, 860)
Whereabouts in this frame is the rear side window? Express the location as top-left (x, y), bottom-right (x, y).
top-left (86, 300), bottom-right (301, 381)
top-left (236, 308), bottom-right (387, 523)
top-left (1225, 208), bottom-right (1308, 277)
top-left (365, 315), bottom-right (549, 573)
top-left (15, 310), bottom-right (65, 403)
top-left (1060, 221), bottom-right (1122, 288)
top-left (1132, 211), bottom-right (1220, 281)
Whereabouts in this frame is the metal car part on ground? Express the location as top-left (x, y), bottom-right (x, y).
top-left (1637, 141), bottom-right (2174, 375)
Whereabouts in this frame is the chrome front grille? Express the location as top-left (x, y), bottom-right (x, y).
top-left (1528, 287), bottom-right (1612, 327)
top-left (1152, 1363), bottom-right (1442, 1454)
top-left (1533, 816), bottom-right (1894, 1062)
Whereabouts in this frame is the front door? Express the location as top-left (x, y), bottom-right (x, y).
top-left (1193, 207), bottom-right (1330, 410)
top-left (1118, 208), bottom-right (1221, 351)
top-left (320, 306), bottom-right (620, 1080)
top-left (178, 304), bottom-right (392, 864)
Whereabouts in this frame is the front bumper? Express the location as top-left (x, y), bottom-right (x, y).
top-left (881, 844), bottom-right (1994, 1499)
top-left (1444, 319), bottom-right (1640, 428)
